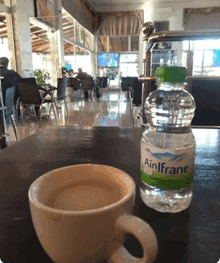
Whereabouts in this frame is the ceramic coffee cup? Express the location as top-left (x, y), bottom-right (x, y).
top-left (28, 164), bottom-right (158, 263)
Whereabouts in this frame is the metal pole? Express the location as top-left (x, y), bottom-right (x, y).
top-left (186, 50), bottom-right (193, 93)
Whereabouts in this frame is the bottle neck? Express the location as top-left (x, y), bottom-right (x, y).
top-left (157, 82), bottom-right (185, 90)
top-left (146, 124), bottom-right (192, 133)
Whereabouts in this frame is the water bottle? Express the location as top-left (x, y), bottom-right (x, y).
top-left (140, 66), bottom-right (196, 213)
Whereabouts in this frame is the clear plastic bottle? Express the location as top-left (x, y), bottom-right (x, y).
top-left (140, 66), bottom-right (196, 213)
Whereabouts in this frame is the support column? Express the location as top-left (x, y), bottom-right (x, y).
top-left (48, 31), bottom-right (59, 85)
top-left (48, 0), bottom-right (64, 85)
top-left (4, 0), bottom-right (34, 77)
top-left (92, 32), bottom-right (98, 76)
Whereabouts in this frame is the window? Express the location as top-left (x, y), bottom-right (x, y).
top-left (131, 36), bottom-right (139, 51)
top-left (154, 21), bottom-right (169, 32)
top-left (99, 36), bottom-right (138, 52)
top-left (120, 54), bottom-right (139, 77)
top-left (182, 39), bottom-right (220, 76)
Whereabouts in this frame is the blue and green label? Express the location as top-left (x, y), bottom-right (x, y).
top-left (141, 144), bottom-right (195, 190)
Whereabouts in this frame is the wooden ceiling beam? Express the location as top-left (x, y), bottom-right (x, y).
top-left (31, 41), bottom-right (48, 48)
top-left (31, 33), bottom-right (48, 42)
top-left (0, 29), bottom-right (7, 35)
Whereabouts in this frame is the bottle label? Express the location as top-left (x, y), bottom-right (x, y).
top-left (141, 144), bottom-right (195, 189)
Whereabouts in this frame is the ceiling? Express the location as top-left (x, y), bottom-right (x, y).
top-left (0, 9), bottom-right (92, 55)
top-left (87, 0), bottom-right (187, 11)
top-left (88, 0), bottom-right (146, 6)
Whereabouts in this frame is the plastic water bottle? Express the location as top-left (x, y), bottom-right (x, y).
top-left (140, 66), bottom-right (196, 213)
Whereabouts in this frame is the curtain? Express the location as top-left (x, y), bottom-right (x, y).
top-left (183, 7), bottom-right (220, 30)
top-left (98, 10), bottom-right (144, 36)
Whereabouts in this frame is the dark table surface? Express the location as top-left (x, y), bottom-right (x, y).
top-left (0, 126), bottom-right (220, 263)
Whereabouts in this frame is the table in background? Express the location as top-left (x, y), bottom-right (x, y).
top-left (0, 127), bottom-right (220, 263)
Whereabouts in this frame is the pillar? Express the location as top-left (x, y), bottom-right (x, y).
top-left (4, 0), bottom-right (34, 77)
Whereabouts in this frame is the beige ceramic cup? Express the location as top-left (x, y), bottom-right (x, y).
top-left (28, 164), bottom-right (158, 263)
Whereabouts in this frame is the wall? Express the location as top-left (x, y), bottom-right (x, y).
top-left (146, 0), bottom-right (220, 30)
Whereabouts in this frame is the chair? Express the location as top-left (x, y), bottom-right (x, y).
top-left (96, 77), bottom-right (102, 89)
top-left (121, 80), bottom-right (134, 102)
top-left (16, 78), bottom-right (47, 120)
top-left (4, 86), bottom-right (18, 141)
top-left (80, 78), bottom-right (94, 100)
top-left (50, 78), bottom-right (68, 115)
top-left (101, 77), bottom-right (109, 88)
top-left (18, 82), bottom-right (57, 123)
top-left (97, 77), bottom-right (109, 89)
top-left (67, 77), bottom-right (80, 100)
top-left (18, 78), bottom-right (37, 85)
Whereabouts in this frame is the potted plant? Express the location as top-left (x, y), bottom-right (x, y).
top-left (34, 69), bottom-right (50, 85)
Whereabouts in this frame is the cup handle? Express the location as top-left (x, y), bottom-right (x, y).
top-left (109, 214), bottom-right (158, 263)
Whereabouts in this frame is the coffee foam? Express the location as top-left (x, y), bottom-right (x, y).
top-left (45, 180), bottom-right (123, 211)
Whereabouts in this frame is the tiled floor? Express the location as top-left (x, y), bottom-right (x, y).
top-left (7, 87), bottom-right (141, 146)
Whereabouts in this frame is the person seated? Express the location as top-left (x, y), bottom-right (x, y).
top-left (0, 57), bottom-right (21, 103)
top-left (76, 67), bottom-right (93, 100)
top-left (0, 57), bottom-right (21, 118)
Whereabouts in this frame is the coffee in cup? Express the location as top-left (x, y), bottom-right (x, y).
top-left (28, 164), bottom-right (158, 263)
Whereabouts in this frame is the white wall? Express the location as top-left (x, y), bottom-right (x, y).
top-left (144, 0), bottom-right (220, 30)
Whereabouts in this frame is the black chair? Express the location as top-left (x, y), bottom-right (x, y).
top-left (80, 78), bottom-right (94, 100)
top-left (16, 78), bottom-right (46, 120)
top-left (121, 80), bottom-right (134, 92)
top-left (96, 77), bottom-right (102, 87)
top-left (5, 86), bottom-right (18, 141)
top-left (96, 77), bottom-right (109, 89)
top-left (18, 82), bottom-right (57, 123)
top-left (101, 77), bottom-right (109, 88)
top-left (67, 77), bottom-right (80, 100)
top-left (18, 78), bottom-right (37, 85)
top-left (50, 78), bottom-right (68, 115)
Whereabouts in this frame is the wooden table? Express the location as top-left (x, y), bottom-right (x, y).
top-left (0, 127), bottom-right (219, 263)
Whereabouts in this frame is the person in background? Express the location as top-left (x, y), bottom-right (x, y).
top-left (0, 57), bottom-right (21, 118)
top-left (76, 67), bottom-right (93, 100)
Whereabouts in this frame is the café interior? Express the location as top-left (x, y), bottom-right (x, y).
top-left (0, 0), bottom-right (220, 146)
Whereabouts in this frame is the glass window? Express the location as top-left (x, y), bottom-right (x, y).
top-left (120, 54), bottom-right (138, 63)
top-left (62, 10), bottom-right (75, 41)
top-left (80, 27), bottom-right (84, 44)
top-left (109, 36), bottom-right (129, 52)
top-left (120, 36), bottom-right (128, 51)
top-left (109, 37), bottom-right (121, 52)
top-left (120, 63), bottom-right (138, 77)
top-left (131, 36), bottom-right (139, 51)
top-left (85, 30), bottom-right (92, 50)
top-left (193, 51), bottom-right (203, 75)
top-left (75, 22), bottom-right (80, 42)
top-left (120, 53), bottom-right (139, 77)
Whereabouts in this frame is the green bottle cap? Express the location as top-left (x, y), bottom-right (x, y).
top-left (155, 66), bottom-right (187, 83)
